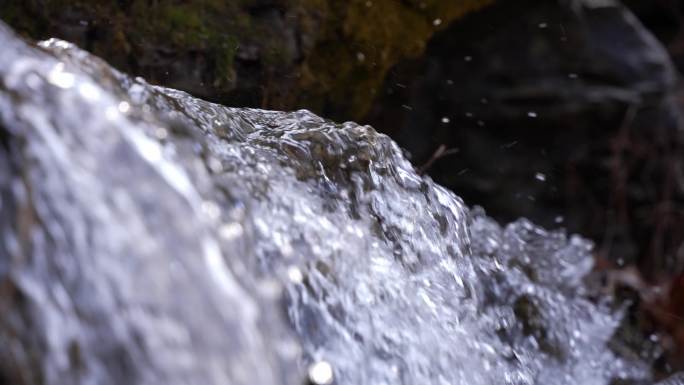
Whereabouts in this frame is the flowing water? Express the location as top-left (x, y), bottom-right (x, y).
top-left (0, 21), bottom-right (662, 385)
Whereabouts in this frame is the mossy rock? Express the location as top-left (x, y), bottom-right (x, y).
top-left (0, 0), bottom-right (493, 120)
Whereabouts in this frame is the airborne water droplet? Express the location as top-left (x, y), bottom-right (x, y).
top-left (308, 361), bottom-right (334, 385)
top-left (287, 266), bottom-right (304, 284)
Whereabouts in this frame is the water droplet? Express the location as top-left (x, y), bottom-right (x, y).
top-left (501, 141), bottom-right (518, 149)
top-left (219, 222), bottom-right (243, 240)
top-left (154, 127), bottom-right (168, 140)
top-left (48, 63), bottom-right (76, 89)
top-left (118, 101), bottom-right (130, 114)
top-left (308, 361), bottom-right (334, 385)
top-left (287, 266), bottom-right (304, 284)
top-left (78, 83), bottom-right (100, 100)
top-left (201, 201), bottom-right (221, 220)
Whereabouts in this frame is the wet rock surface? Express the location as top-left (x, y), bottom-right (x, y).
top-left (0, 22), bottom-right (663, 385)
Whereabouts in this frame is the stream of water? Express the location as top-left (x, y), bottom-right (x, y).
top-left (0, 21), bottom-right (667, 385)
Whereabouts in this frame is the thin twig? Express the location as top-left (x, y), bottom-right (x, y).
top-left (417, 144), bottom-right (459, 175)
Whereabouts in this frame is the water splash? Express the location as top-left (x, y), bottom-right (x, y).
top-left (0, 21), bottom-right (651, 385)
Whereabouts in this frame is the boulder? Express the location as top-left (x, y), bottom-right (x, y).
top-left (365, 0), bottom-right (684, 281)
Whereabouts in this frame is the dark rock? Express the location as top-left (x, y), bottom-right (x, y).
top-left (365, 0), bottom-right (684, 280)
top-left (0, 0), bottom-right (494, 121)
top-left (622, 0), bottom-right (684, 71)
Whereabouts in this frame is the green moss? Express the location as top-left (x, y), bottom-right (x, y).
top-left (291, 0), bottom-right (495, 120)
top-left (159, 5), bottom-right (206, 45)
top-left (212, 35), bottom-right (239, 87)
top-left (0, 0), bottom-right (494, 119)
top-left (130, 1), bottom-right (213, 47)
top-left (1, 2), bottom-right (46, 38)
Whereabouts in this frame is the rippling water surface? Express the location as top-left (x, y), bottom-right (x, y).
top-left (0, 22), bottom-right (655, 385)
